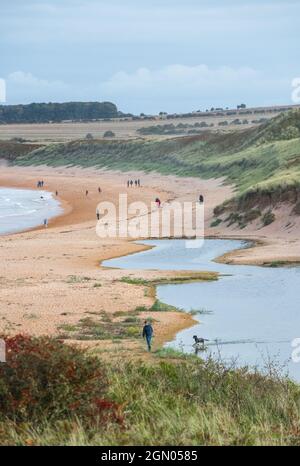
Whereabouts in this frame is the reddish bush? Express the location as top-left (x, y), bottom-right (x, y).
top-left (0, 335), bottom-right (121, 425)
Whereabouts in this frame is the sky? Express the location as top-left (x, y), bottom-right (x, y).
top-left (0, 0), bottom-right (299, 114)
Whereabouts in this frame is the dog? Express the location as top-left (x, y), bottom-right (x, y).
top-left (193, 335), bottom-right (209, 351)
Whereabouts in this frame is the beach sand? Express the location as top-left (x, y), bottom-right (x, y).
top-left (0, 166), bottom-right (299, 357)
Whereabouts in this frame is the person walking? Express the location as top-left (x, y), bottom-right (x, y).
top-left (155, 197), bottom-right (161, 208)
top-left (98, 186), bottom-right (101, 193)
top-left (85, 190), bottom-right (89, 196)
top-left (142, 320), bottom-right (154, 351)
top-left (96, 209), bottom-right (100, 220)
top-left (127, 180), bottom-right (130, 188)
top-left (43, 218), bottom-right (48, 228)
top-left (137, 179), bottom-right (140, 187)
top-left (130, 180), bottom-right (133, 187)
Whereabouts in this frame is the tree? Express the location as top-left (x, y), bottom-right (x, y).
top-left (103, 130), bottom-right (115, 138)
top-left (0, 101), bottom-right (120, 124)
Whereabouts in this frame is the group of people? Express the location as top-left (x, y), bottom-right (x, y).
top-left (37, 180), bottom-right (45, 188)
top-left (127, 179), bottom-right (141, 187)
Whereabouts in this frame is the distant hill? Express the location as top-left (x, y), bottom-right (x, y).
top-left (0, 101), bottom-right (121, 124)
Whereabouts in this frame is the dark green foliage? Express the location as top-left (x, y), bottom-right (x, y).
top-left (243, 209), bottom-right (262, 223)
top-left (262, 210), bottom-right (275, 226)
top-left (0, 101), bottom-right (119, 124)
top-left (210, 218), bottom-right (222, 227)
top-left (103, 130), bottom-right (115, 138)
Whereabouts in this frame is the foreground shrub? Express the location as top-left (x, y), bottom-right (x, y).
top-left (0, 335), bottom-right (122, 425)
top-left (1, 337), bottom-right (300, 445)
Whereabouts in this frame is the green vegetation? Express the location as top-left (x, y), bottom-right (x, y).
top-left (266, 261), bottom-right (287, 268)
top-left (189, 308), bottom-right (213, 315)
top-left (262, 210), bottom-right (276, 226)
top-left (0, 101), bottom-right (120, 123)
top-left (66, 275), bottom-right (92, 284)
top-left (59, 313), bottom-right (142, 341)
top-left (137, 121), bottom-right (213, 135)
top-left (120, 272), bottom-right (217, 286)
top-left (103, 130), bottom-right (115, 138)
top-left (243, 208), bottom-right (262, 223)
top-left (1, 335), bottom-right (300, 445)
top-left (210, 218), bottom-right (222, 227)
top-left (149, 299), bottom-right (178, 312)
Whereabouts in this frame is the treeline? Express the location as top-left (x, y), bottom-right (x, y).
top-left (0, 101), bottom-right (121, 124)
top-left (137, 122), bottom-right (214, 135)
top-left (137, 118), bottom-right (267, 136)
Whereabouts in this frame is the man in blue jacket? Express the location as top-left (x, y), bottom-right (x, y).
top-left (142, 320), bottom-right (154, 351)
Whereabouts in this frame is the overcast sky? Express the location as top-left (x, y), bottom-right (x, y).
top-left (1, 0), bottom-right (299, 113)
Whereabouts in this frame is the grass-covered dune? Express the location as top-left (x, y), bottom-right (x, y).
top-left (6, 110), bottom-right (300, 219)
top-left (1, 335), bottom-right (300, 446)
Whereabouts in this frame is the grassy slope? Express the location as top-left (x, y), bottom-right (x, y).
top-left (7, 110), bottom-right (300, 212)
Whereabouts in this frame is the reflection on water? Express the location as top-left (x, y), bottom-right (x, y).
top-left (103, 239), bottom-right (300, 381)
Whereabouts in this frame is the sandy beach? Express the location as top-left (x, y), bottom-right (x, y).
top-left (1, 166), bottom-right (300, 356)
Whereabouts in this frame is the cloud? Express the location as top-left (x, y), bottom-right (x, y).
top-left (6, 71), bottom-right (69, 103)
top-left (8, 71), bottom-right (65, 88)
top-left (102, 64), bottom-right (258, 92)
top-left (3, 65), bottom-right (292, 113)
top-left (100, 64), bottom-right (290, 112)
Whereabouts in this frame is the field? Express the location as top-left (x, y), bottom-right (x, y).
top-left (0, 106), bottom-right (295, 143)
